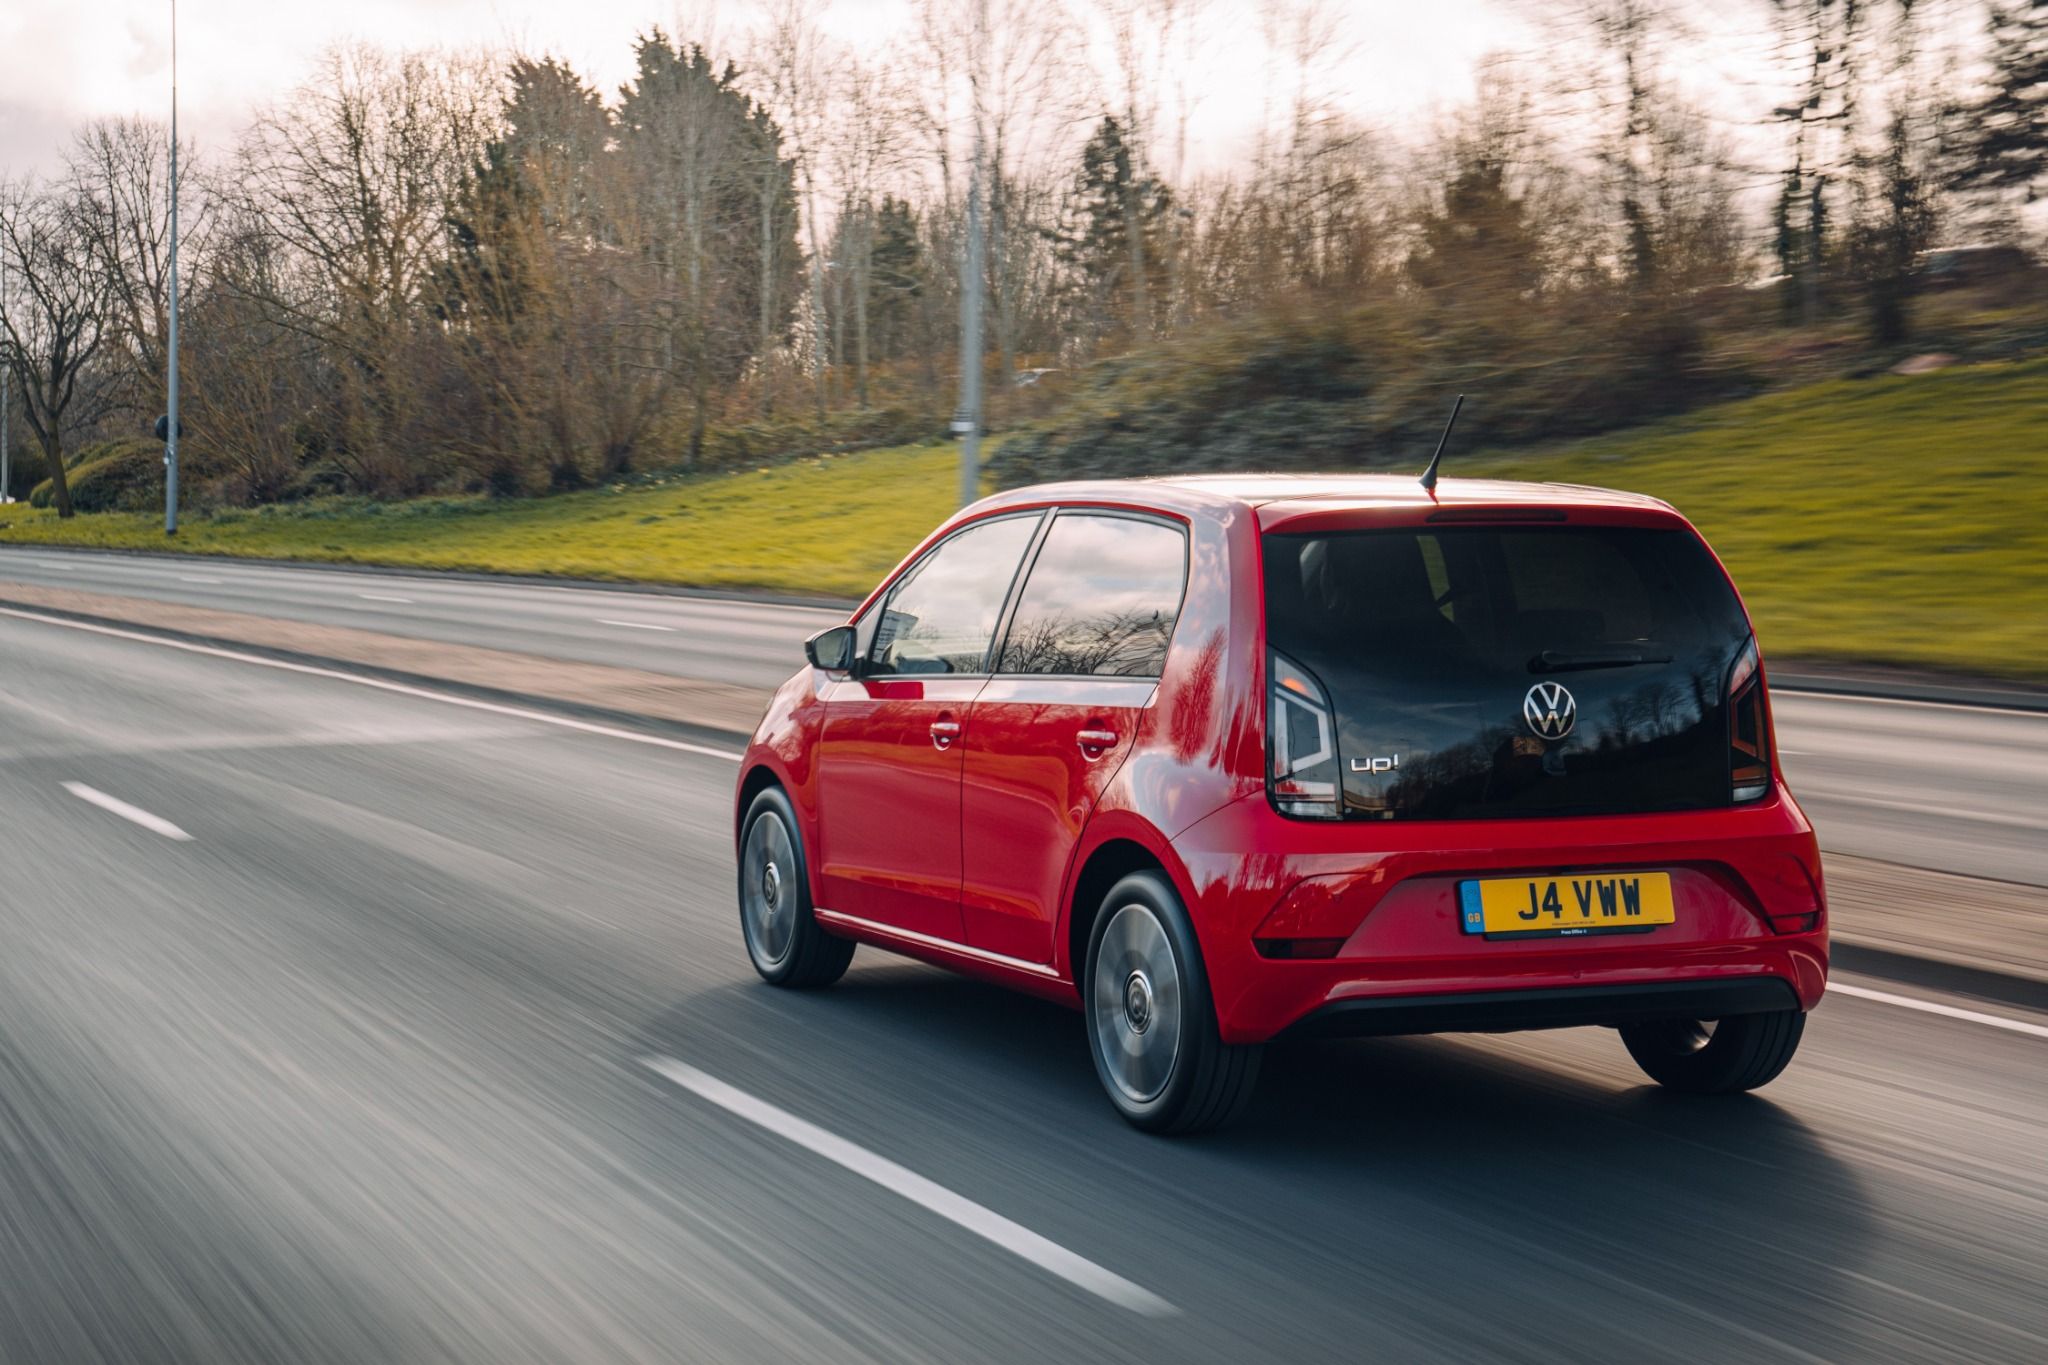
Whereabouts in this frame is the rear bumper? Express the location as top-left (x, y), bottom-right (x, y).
top-left (1280, 976), bottom-right (1801, 1040)
top-left (1168, 787), bottom-right (1829, 1044)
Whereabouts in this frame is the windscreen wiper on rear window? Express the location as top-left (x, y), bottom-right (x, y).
top-left (1529, 648), bottom-right (1674, 673)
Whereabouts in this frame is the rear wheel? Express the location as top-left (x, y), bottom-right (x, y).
top-left (1084, 871), bottom-right (1261, 1134)
top-left (739, 787), bottom-right (854, 988)
top-left (1619, 1009), bottom-right (1805, 1093)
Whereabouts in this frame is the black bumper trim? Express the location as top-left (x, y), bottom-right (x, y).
top-left (1281, 977), bottom-right (1802, 1041)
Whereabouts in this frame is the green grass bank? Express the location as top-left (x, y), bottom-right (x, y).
top-left (2, 359), bottom-right (2043, 679)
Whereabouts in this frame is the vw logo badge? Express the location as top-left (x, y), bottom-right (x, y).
top-left (1523, 682), bottom-right (1577, 740)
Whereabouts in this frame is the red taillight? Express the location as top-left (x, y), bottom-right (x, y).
top-left (1268, 650), bottom-right (1341, 819)
top-left (1728, 638), bottom-right (1770, 802)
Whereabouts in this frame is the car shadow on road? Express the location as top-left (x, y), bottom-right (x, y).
top-left (637, 960), bottom-right (1881, 1358)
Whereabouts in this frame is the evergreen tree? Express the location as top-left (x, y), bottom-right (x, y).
top-left (1948, 1), bottom-right (2048, 202)
top-left (436, 143), bottom-right (540, 329)
top-left (1405, 152), bottom-right (1547, 304)
top-left (614, 32), bottom-right (803, 452)
top-left (502, 58), bottom-right (612, 230)
top-left (1052, 116), bottom-right (1171, 338)
top-left (866, 195), bottom-right (923, 364)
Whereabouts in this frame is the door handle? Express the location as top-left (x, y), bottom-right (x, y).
top-left (930, 718), bottom-right (962, 749)
top-left (1076, 728), bottom-right (1118, 755)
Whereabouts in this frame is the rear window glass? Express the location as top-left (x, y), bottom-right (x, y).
top-left (1262, 526), bottom-right (1751, 820)
top-left (999, 513), bottom-right (1186, 677)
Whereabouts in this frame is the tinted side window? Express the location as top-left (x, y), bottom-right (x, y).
top-left (998, 514), bottom-right (1187, 677)
top-left (867, 514), bottom-right (1039, 676)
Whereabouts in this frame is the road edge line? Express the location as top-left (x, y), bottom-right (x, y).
top-left (0, 604), bottom-right (745, 763)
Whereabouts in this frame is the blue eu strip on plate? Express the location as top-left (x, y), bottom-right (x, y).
top-left (1459, 882), bottom-right (1485, 935)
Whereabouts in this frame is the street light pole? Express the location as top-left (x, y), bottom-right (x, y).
top-left (164, 0), bottom-right (180, 535)
top-left (952, 0), bottom-right (988, 509)
top-left (2, 245), bottom-right (11, 506)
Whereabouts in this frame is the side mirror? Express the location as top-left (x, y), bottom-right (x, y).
top-left (805, 625), bottom-right (858, 674)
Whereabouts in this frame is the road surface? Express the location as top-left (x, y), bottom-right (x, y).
top-left (1, 600), bottom-right (2045, 1363)
top-left (1, 547), bottom-right (2042, 886)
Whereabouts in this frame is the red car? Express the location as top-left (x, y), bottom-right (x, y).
top-left (733, 475), bottom-right (1827, 1132)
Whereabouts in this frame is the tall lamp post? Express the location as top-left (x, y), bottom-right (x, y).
top-left (164, 0), bottom-right (181, 535)
top-left (951, 0), bottom-right (989, 509)
top-left (2, 245), bottom-right (11, 505)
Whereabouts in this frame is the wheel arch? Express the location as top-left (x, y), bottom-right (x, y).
top-left (735, 761), bottom-right (785, 850)
top-left (1059, 818), bottom-right (1197, 984)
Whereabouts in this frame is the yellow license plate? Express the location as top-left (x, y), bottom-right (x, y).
top-left (1459, 873), bottom-right (1676, 938)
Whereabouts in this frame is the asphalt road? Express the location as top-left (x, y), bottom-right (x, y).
top-left (2, 603), bottom-right (2046, 1363)
top-left (0, 547), bottom-right (2042, 886)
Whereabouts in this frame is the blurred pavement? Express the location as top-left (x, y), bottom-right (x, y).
top-left (1, 606), bottom-right (2045, 1363)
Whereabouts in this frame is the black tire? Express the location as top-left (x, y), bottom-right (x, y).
top-left (1083, 870), bottom-right (1261, 1134)
top-left (1619, 1009), bottom-right (1805, 1094)
top-left (738, 787), bottom-right (854, 989)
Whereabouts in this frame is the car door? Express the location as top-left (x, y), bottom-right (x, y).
top-left (814, 511), bottom-right (1043, 942)
top-left (959, 510), bottom-right (1190, 963)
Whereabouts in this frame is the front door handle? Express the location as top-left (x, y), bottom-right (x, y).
top-left (1076, 727), bottom-right (1118, 756)
top-left (930, 718), bottom-right (962, 749)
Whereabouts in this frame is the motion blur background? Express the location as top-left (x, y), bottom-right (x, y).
top-left (1, 3), bottom-right (2045, 1363)
top-left (0, 3), bottom-right (2042, 668)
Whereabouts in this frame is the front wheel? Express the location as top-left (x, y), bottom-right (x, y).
top-left (738, 787), bottom-right (854, 988)
top-left (1084, 871), bottom-right (1261, 1134)
top-left (1619, 1009), bottom-right (1805, 1093)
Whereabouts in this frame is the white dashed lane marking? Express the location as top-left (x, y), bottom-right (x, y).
top-left (62, 782), bottom-right (193, 841)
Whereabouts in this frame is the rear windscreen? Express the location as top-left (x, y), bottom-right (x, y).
top-left (1262, 527), bottom-right (1752, 820)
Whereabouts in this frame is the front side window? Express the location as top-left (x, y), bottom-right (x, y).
top-left (998, 513), bottom-right (1187, 677)
top-left (866, 514), bottom-right (1040, 676)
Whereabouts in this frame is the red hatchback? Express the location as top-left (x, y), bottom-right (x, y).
top-left (733, 475), bottom-right (1827, 1132)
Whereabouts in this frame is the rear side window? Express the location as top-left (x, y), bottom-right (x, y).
top-left (867, 514), bottom-right (1040, 676)
top-left (998, 513), bottom-right (1187, 677)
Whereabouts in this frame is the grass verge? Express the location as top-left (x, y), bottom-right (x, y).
top-left (1469, 356), bottom-right (2048, 681)
top-left (2, 360), bottom-right (2044, 679)
top-left (0, 443), bottom-right (962, 602)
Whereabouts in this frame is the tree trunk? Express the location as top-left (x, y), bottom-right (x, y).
top-left (39, 432), bottom-right (73, 518)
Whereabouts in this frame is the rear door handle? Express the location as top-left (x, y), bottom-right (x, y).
top-left (1076, 728), bottom-right (1118, 754)
top-left (930, 719), bottom-right (962, 749)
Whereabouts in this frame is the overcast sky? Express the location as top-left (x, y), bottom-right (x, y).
top-left (0, 0), bottom-right (1569, 177)
top-left (0, 1), bottom-right (1884, 185)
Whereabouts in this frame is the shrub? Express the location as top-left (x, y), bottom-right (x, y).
top-left (987, 296), bottom-right (1758, 488)
top-left (698, 406), bottom-right (938, 470)
top-left (30, 439), bottom-right (226, 513)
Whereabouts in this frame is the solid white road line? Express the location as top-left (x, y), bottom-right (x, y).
top-left (1776, 688), bottom-right (2047, 721)
top-left (640, 1055), bottom-right (1178, 1318)
top-left (357, 593), bottom-right (415, 604)
top-left (1830, 981), bottom-right (2048, 1039)
top-left (179, 575), bottom-right (223, 584)
top-left (0, 606), bottom-right (743, 763)
top-left (599, 619), bottom-right (676, 632)
top-left (62, 782), bottom-right (193, 841)
top-left (1820, 791), bottom-right (2047, 831)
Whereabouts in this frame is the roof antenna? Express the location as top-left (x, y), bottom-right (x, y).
top-left (1418, 393), bottom-right (1465, 493)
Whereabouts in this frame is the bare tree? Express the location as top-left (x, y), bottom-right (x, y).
top-left (826, 54), bottom-right (911, 407)
top-left (0, 181), bottom-right (117, 517)
top-left (235, 43), bottom-right (499, 490)
top-left (66, 118), bottom-right (213, 421)
top-left (915, 0), bottom-right (1090, 385)
top-left (759, 0), bottom-right (838, 419)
